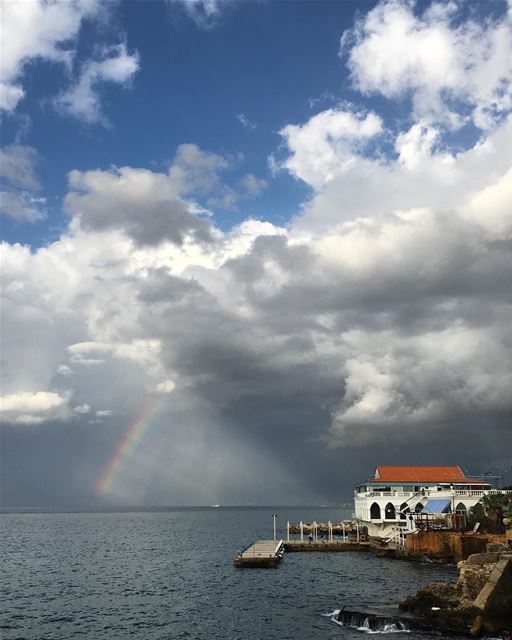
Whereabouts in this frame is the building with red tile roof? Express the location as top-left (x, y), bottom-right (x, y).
top-left (354, 464), bottom-right (495, 539)
top-left (370, 465), bottom-right (481, 484)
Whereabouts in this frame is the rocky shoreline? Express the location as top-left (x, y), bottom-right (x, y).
top-left (335, 545), bottom-right (512, 637)
top-left (290, 519), bottom-right (512, 635)
top-left (400, 546), bottom-right (512, 635)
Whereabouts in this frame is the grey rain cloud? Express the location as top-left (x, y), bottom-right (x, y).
top-left (64, 167), bottom-right (214, 247)
top-left (0, 145), bottom-right (46, 222)
top-left (2, 1), bottom-right (512, 505)
top-left (63, 144), bottom-right (244, 246)
top-left (2, 145), bottom-right (512, 504)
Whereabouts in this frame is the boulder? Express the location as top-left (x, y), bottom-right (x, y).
top-left (458, 560), bottom-right (496, 603)
top-left (462, 552), bottom-right (500, 566)
top-left (399, 582), bottom-right (459, 614)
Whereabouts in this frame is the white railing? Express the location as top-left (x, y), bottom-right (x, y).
top-left (454, 490), bottom-right (484, 496)
top-left (387, 527), bottom-right (407, 548)
top-left (358, 491), bottom-right (415, 498)
top-left (356, 489), bottom-right (492, 499)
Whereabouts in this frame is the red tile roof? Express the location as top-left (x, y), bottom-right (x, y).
top-left (369, 465), bottom-right (481, 483)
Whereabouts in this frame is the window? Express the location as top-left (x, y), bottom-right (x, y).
top-left (370, 502), bottom-right (381, 519)
top-left (384, 502), bottom-right (396, 520)
top-left (455, 502), bottom-right (467, 514)
top-left (415, 502), bottom-right (424, 513)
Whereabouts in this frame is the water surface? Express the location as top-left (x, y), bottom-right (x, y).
top-left (1, 507), bottom-right (457, 639)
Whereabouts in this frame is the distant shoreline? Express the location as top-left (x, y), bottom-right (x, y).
top-left (0, 505), bottom-right (352, 515)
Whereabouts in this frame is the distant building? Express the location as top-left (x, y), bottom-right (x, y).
top-left (354, 465), bottom-right (495, 538)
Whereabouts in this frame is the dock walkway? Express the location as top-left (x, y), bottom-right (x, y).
top-left (284, 541), bottom-right (370, 552)
top-left (234, 539), bottom-right (284, 567)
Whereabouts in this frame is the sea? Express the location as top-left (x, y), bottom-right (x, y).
top-left (1, 506), bottom-right (460, 640)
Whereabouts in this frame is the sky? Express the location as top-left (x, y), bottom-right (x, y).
top-left (1, 0), bottom-right (512, 507)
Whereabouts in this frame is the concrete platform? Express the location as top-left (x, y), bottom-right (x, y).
top-left (284, 541), bottom-right (371, 552)
top-left (234, 539), bottom-right (284, 568)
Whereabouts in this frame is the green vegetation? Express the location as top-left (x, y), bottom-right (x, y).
top-left (468, 493), bottom-right (512, 533)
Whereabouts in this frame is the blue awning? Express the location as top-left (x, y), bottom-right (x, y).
top-left (422, 499), bottom-right (451, 514)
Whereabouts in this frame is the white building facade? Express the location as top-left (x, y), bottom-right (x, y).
top-left (354, 465), bottom-right (495, 538)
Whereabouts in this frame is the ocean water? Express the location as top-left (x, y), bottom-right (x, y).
top-left (1, 507), bottom-right (458, 639)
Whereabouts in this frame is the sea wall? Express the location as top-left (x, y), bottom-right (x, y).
top-left (405, 532), bottom-right (506, 562)
top-left (472, 556), bottom-right (512, 634)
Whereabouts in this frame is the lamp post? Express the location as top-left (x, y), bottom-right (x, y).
top-left (272, 514), bottom-right (277, 541)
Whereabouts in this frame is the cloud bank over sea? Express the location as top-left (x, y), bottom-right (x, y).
top-left (1, 0), bottom-right (511, 505)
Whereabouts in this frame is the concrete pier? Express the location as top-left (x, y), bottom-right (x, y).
top-left (234, 540), bottom-right (284, 568)
top-left (284, 541), bottom-right (370, 552)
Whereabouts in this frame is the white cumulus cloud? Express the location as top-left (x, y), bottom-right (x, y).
top-left (0, 391), bottom-right (70, 425)
top-left (55, 44), bottom-right (140, 124)
top-left (279, 108), bottom-right (383, 188)
top-left (0, 0), bottom-right (101, 112)
top-left (341, 0), bottom-right (512, 129)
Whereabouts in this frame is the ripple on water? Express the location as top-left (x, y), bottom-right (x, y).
top-left (0, 508), bottom-right (457, 640)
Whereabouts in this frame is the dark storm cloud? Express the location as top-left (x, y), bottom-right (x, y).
top-left (2, 168), bottom-right (512, 506)
top-left (2, 0), bottom-right (512, 508)
top-left (123, 201), bottom-right (511, 496)
top-left (3, 138), bottom-right (512, 507)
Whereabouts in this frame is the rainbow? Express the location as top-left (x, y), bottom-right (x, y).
top-left (96, 396), bottom-right (163, 494)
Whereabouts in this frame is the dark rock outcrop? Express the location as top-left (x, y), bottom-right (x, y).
top-left (399, 553), bottom-right (512, 636)
top-left (399, 582), bottom-right (479, 633)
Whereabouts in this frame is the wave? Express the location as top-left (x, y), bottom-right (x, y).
top-left (324, 609), bottom-right (412, 634)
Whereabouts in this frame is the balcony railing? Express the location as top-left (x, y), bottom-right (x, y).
top-left (454, 490), bottom-right (484, 496)
top-left (355, 489), bottom-right (496, 498)
top-left (359, 491), bottom-right (415, 497)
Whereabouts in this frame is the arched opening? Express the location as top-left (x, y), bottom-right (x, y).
top-left (455, 502), bottom-right (467, 514)
top-left (414, 502), bottom-right (424, 513)
top-left (370, 502), bottom-right (381, 520)
top-left (400, 502), bottom-right (410, 520)
top-left (384, 502), bottom-right (396, 520)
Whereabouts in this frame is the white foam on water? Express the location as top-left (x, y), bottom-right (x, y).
top-left (323, 611), bottom-right (411, 634)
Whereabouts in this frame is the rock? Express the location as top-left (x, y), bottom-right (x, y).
top-left (462, 552), bottom-right (500, 566)
top-left (469, 614), bottom-right (483, 637)
top-left (399, 555), bottom-right (512, 634)
top-left (399, 582), bottom-right (459, 614)
top-left (486, 542), bottom-right (506, 553)
top-left (473, 558), bottom-right (512, 633)
top-left (457, 560), bottom-right (496, 602)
